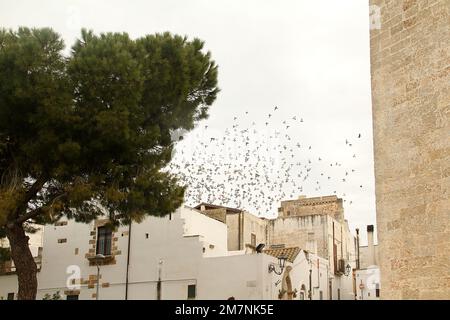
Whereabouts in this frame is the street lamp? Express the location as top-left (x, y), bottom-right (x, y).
top-left (93, 254), bottom-right (105, 300)
top-left (268, 255), bottom-right (288, 275)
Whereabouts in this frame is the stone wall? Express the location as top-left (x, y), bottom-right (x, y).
top-left (278, 195), bottom-right (344, 221)
top-left (359, 245), bottom-right (379, 269)
top-left (200, 208), bottom-right (268, 252)
top-left (242, 213), bottom-right (268, 252)
top-left (267, 214), bottom-right (329, 258)
top-left (201, 208), bottom-right (227, 224)
top-left (369, 0), bottom-right (449, 299)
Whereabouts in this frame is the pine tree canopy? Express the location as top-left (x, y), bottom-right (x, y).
top-left (0, 27), bottom-right (219, 229)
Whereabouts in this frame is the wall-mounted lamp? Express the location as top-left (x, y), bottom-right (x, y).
top-left (268, 255), bottom-right (288, 275)
top-left (256, 243), bottom-right (265, 253)
top-left (93, 254), bottom-right (105, 300)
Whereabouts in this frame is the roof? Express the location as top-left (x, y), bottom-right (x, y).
top-left (193, 202), bottom-right (243, 214)
top-left (263, 247), bottom-right (301, 263)
top-left (281, 195), bottom-right (341, 206)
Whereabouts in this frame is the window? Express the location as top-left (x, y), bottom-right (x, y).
top-left (7, 293), bottom-right (14, 300)
top-left (187, 285), bottom-right (196, 300)
top-left (66, 295), bottom-right (79, 300)
top-left (251, 233), bottom-right (256, 247)
top-left (319, 291), bottom-right (323, 300)
top-left (96, 226), bottom-right (112, 256)
top-left (337, 288), bottom-right (341, 300)
top-left (376, 284), bottom-right (380, 297)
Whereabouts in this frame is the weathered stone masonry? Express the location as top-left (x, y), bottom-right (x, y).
top-left (369, 0), bottom-right (449, 299)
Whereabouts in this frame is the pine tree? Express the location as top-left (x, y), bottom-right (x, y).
top-left (0, 27), bottom-right (219, 299)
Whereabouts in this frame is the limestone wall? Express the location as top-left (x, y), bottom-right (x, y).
top-left (369, 0), bottom-right (449, 299)
top-left (267, 214), bottom-right (329, 259)
top-left (242, 213), bottom-right (268, 250)
top-left (201, 208), bottom-right (227, 224)
top-left (279, 196), bottom-right (344, 221)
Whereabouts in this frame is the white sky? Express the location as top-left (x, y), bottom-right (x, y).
top-left (0, 0), bottom-right (377, 244)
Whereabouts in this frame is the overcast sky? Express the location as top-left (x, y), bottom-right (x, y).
top-left (0, 0), bottom-right (376, 244)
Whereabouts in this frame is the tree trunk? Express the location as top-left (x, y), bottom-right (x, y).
top-left (5, 223), bottom-right (37, 300)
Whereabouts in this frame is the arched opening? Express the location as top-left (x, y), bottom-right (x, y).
top-left (279, 266), bottom-right (294, 300)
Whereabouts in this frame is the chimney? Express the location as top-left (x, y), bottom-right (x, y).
top-left (367, 225), bottom-right (375, 266)
top-left (200, 205), bottom-right (206, 211)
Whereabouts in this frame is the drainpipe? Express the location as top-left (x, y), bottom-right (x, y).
top-left (238, 212), bottom-right (243, 250)
top-left (367, 225), bottom-right (375, 266)
top-left (356, 228), bottom-right (360, 270)
top-left (157, 259), bottom-right (163, 300)
top-left (326, 264), bottom-right (330, 300)
top-left (309, 268), bottom-right (312, 300)
top-left (332, 222), bottom-right (336, 274)
top-left (316, 259), bottom-right (320, 288)
top-left (125, 222), bottom-right (132, 300)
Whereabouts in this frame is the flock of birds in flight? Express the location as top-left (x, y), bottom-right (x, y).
top-left (167, 106), bottom-right (364, 217)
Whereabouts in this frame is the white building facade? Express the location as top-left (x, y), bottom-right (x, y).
top-left (1, 206), bottom-right (337, 300)
top-left (355, 225), bottom-right (380, 300)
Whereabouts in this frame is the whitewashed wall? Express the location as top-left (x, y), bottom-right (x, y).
top-left (355, 267), bottom-right (380, 300)
top-left (198, 253), bottom-right (278, 300)
top-left (286, 251), bottom-right (329, 300)
top-left (180, 208), bottom-right (228, 257)
top-left (0, 274), bottom-right (19, 300)
top-left (1, 206), bottom-right (227, 300)
top-left (1, 205), bottom-right (356, 300)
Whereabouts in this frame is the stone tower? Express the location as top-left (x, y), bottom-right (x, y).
top-left (369, 0), bottom-right (449, 299)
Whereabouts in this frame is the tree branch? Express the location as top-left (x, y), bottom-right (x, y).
top-left (14, 207), bottom-right (44, 225)
top-left (13, 174), bottom-right (48, 219)
top-left (14, 191), bottom-right (66, 225)
top-left (23, 175), bottom-right (48, 207)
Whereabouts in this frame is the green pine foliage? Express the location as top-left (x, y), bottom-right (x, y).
top-left (0, 27), bottom-right (219, 230)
